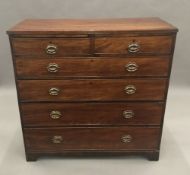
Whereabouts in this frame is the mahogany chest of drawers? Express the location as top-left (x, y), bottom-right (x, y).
top-left (7, 18), bottom-right (178, 161)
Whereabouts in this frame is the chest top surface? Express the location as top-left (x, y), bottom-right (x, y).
top-left (7, 17), bottom-right (178, 35)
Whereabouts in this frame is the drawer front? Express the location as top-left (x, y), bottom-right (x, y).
top-left (18, 79), bottom-right (167, 102)
top-left (24, 127), bottom-right (160, 152)
top-left (15, 56), bottom-right (170, 78)
top-left (95, 36), bottom-right (173, 55)
top-left (21, 102), bottom-right (163, 126)
top-left (12, 38), bottom-right (90, 56)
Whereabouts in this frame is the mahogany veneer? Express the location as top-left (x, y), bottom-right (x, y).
top-left (7, 18), bottom-right (178, 161)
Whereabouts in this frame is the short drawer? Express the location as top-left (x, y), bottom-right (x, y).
top-left (95, 36), bottom-right (173, 55)
top-left (12, 38), bottom-right (90, 56)
top-left (24, 127), bottom-right (160, 152)
top-left (21, 102), bottom-right (163, 126)
top-left (18, 79), bottom-right (167, 102)
top-left (15, 56), bottom-right (170, 78)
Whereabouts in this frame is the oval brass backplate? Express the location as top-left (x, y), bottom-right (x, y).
top-left (46, 44), bottom-right (57, 55)
top-left (125, 62), bottom-right (138, 72)
top-left (47, 63), bottom-right (60, 73)
top-left (50, 110), bottom-right (62, 119)
top-left (123, 110), bottom-right (134, 119)
top-left (128, 43), bottom-right (140, 53)
top-left (49, 87), bottom-right (60, 96)
top-left (121, 135), bottom-right (132, 143)
top-left (125, 85), bottom-right (136, 94)
top-left (52, 135), bottom-right (63, 144)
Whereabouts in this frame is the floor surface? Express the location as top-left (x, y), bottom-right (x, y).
top-left (0, 86), bottom-right (189, 175)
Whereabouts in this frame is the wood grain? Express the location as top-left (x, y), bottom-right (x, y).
top-left (95, 36), bottom-right (173, 55)
top-left (15, 56), bottom-right (170, 78)
top-left (7, 18), bottom-right (177, 35)
top-left (18, 79), bottom-right (167, 102)
top-left (7, 18), bottom-right (178, 161)
top-left (21, 102), bottom-right (164, 126)
top-left (12, 38), bottom-right (90, 56)
top-left (24, 127), bottom-right (160, 152)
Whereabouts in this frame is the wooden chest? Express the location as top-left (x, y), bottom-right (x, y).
top-left (7, 18), bottom-right (178, 161)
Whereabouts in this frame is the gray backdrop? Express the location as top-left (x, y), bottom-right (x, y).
top-left (0, 0), bottom-right (189, 88)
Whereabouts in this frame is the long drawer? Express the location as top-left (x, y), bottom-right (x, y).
top-left (24, 127), bottom-right (160, 152)
top-left (12, 38), bottom-right (90, 56)
top-left (15, 56), bottom-right (170, 78)
top-left (21, 102), bottom-right (163, 126)
top-left (95, 36), bottom-right (173, 55)
top-left (18, 79), bottom-right (167, 102)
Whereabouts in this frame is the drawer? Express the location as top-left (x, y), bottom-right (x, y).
top-left (95, 36), bottom-right (173, 55)
top-left (24, 127), bottom-right (160, 152)
top-left (18, 79), bottom-right (167, 102)
top-left (12, 38), bottom-right (90, 56)
top-left (15, 56), bottom-right (170, 78)
top-left (21, 102), bottom-right (163, 126)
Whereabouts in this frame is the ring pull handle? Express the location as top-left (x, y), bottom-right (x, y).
top-left (49, 87), bottom-right (60, 96)
top-left (121, 135), bottom-right (132, 143)
top-left (128, 43), bottom-right (140, 53)
top-left (125, 62), bottom-right (138, 72)
top-left (125, 85), bottom-right (136, 94)
top-left (123, 110), bottom-right (134, 119)
top-left (47, 63), bottom-right (60, 73)
top-left (46, 44), bottom-right (57, 55)
top-left (50, 111), bottom-right (62, 119)
top-left (52, 136), bottom-right (63, 144)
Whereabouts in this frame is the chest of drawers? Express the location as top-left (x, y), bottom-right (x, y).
top-left (7, 18), bottom-right (178, 161)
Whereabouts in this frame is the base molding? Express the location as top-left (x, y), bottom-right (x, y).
top-left (26, 150), bottom-right (160, 161)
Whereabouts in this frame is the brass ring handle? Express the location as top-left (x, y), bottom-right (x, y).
top-left (49, 87), bottom-right (60, 96)
top-left (50, 111), bottom-right (62, 119)
top-left (123, 110), bottom-right (134, 119)
top-left (52, 136), bottom-right (63, 144)
top-left (46, 44), bottom-right (57, 55)
top-left (121, 135), bottom-right (132, 143)
top-left (47, 63), bottom-right (60, 73)
top-left (125, 62), bottom-right (138, 72)
top-left (128, 43), bottom-right (140, 53)
top-left (125, 85), bottom-right (136, 94)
